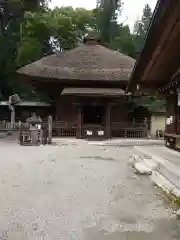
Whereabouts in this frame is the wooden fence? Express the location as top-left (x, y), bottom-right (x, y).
top-left (111, 121), bottom-right (148, 138)
top-left (0, 120), bottom-right (148, 139)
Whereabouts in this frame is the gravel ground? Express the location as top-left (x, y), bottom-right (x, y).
top-left (0, 142), bottom-right (179, 239)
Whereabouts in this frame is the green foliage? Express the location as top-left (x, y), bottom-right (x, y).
top-left (141, 96), bottom-right (166, 113)
top-left (16, 11), bottom-right (51, 67)
top-left (110, 25), bottom-right (136, 58)
top-left (128, 94), bottom-right (166, 118)
top-left (133, 4), bottom-right (152, 54)
top-left (0, 0), bottom-right (50, 99)
top-left (96, 0), bottom-right (122, 44)
top-left (48, 7), bottom-right (96, 50)
top-left (95, 1), bottom-right (137, 58)
top-left (16, 38), bottom-right (43, 67)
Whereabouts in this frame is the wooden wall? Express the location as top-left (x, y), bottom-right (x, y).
top-left (55, 96), bottom-right (77, 122)
top-left (56, 96), bottom-right (129, 124)
top-left (111, 104), bottom-right (129, 123)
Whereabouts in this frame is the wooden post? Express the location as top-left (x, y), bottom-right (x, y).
top-left (40, 129), bottom-right (43, 145)
top-left (9, 94), bottom-right (20, 130)
top-left (76, 106), bottom-right (82, 139)
top-left (124, 129), bottom-right (127, 138)
top-left (10, 105), bottom-right (15, 129)
top-left (105, 104), bottom-right (111, 139)
top-left (144, 118), bottom-right (148, 138)
top-left (48, 115), bottom-right (52, 144)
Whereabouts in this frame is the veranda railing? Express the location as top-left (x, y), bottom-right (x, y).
top-left (0, 120), bottom-right (149, 139)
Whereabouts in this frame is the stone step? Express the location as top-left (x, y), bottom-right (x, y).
top-left (157, 163), bottom-right (180, 191)
top-left (134, 146), bottom-right (180, 197)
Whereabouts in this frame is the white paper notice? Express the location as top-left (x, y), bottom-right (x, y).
top-left (86, 130), bottom-right (92, 136)
top-left (170, 116), bottom-right (173, 124)
top-left (166, 118), bottom-right (171, 125)
top-left (98, 131), bottom-right (104, 136)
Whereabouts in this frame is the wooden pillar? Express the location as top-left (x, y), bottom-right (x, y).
top-left (105, 104), bottom-right (111, 139)
top-left (9, 105), bottom-right (15, 129)
top-left (76, 106), bottom-right (82, 139)
top-left (143, 118), bottom-right (149, 138)
top-left (48, 115), bottom-right (52, 144)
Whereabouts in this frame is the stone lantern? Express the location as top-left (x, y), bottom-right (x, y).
top-left (27, 113), bottom-right (42, 145)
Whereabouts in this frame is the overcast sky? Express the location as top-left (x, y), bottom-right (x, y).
top-left (49, 0), bottom-right (157, 29)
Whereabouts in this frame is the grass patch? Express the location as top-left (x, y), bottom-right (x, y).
top-left (169, 190), bottom-right (180, 207)
top-left (153, 183), bottom-right (180, 210)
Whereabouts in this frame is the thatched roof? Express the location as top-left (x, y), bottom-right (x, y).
top-left (17, 40), bottom-right (135, 82)
top-left (61, 88), bottom-right (125, 96)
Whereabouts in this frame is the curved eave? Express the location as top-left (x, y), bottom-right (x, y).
top-left (127, 0), bottom-right (180, 93)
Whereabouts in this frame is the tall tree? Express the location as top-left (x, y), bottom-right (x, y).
top-left (142, 3), bottom-right (152, 33)
top-left (96, 0), bottom-right (122, 44)
top-left (110, 25), bottom-right (136, 58)
top-left (95, 1), bottom-right (136, 58)
top-left (133, 4), bottom-right (152, 55)
top-left (0, 0), bottom-right (50, 99)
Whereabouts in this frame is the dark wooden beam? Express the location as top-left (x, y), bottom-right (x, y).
top-left (141, 3), bottom-right (180, 83)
